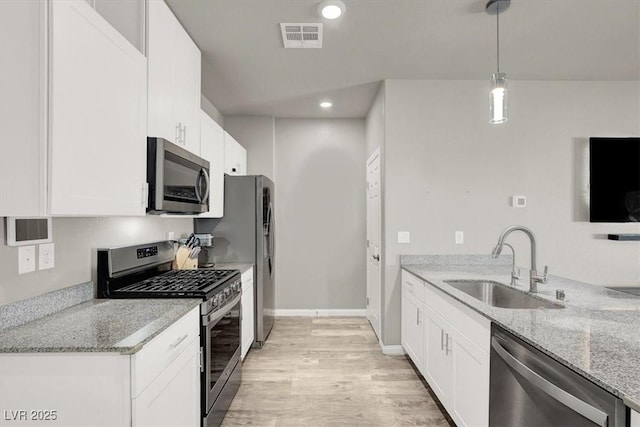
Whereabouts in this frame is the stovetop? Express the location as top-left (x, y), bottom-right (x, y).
top-left (116, 269), bottom-right (234, 293)
top-left (97, 241), bottom-right (243, 304)
top-left (110, 269), bottom-right (238, 298)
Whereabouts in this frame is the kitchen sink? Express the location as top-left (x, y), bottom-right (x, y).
top-left (444, 280), bottom-right (563, 309)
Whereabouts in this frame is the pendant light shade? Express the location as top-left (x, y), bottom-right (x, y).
top-left (490, 72), bottom-right (508, 124)
top-left (486, 0), bottom-right (510, 124)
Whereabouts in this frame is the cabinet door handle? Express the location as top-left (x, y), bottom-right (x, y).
top-left (181, 125), bottom-right (187, 145)
top-left (416, 308), bottom-right (420, 325)
top-left (169, 334), bottom-right (188, 350)
top-left (440, 329), bottom-right (445, 351)
top-left (175, 123), bottom-right (181, 144)
top-left (445, 334), bottom-right (452, 356)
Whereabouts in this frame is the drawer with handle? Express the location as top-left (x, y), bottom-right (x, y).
top-left (131, 306), bottom-right (199, 397)
top-left (402, 271), bottom-right (426, 303)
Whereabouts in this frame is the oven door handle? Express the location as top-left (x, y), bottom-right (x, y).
top-left (491, 337), bottom-right (608, 427)
top-left (204, 294), bottom-right (241, 325)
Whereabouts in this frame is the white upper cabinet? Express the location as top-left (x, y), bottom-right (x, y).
top-left (224, 132), bottom-right (247, 176)
top-left (199, 111), bottom-right (225, 218)
top-left (0, 0), bottom-right (147, 217)
top-left (0, 0), bottom-right (48, 216)
top-left (147, 0), bottom-right (201, 155)
top-left (48, 0), bottom-right (147, 216)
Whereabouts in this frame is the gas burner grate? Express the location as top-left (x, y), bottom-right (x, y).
top-left (116, 269), bottom-right (237, 294)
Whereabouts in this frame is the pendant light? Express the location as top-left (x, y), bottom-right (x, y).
top-left (486, 0), bottom-right (510, 124)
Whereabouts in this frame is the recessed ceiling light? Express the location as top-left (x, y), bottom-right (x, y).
top-left (320, 101), bottom-right (333, 108)
top-left (318, 0), bottom-right (345, 20)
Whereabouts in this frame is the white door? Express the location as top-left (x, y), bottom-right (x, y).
top-left (366, 148), bottom-right (381, 339)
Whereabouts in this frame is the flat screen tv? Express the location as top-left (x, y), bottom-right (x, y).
top-left (589, 137), bottom-right (640, 223)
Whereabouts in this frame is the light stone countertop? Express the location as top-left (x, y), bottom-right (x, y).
top-left (0, 298), bottom-right (201, 355)
top-left (401, 257), bottom-right (640, 411)
top-left (210, 262), bottom-right (254, 274)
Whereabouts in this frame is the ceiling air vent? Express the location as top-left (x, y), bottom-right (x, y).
top-left (280, 23), bottom-right (323, 48)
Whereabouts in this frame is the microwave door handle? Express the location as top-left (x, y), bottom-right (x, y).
top-left (201, 168), bottom-right (210, 203)
top-left (491, 338), bottom-right (608, 427)
top-left (194, 170), bottom-right (202, 203)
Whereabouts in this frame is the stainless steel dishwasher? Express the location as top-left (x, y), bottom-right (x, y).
top-left (490, 325), bottom-right (627, 426)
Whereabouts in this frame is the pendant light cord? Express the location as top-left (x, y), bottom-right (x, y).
top-left (496, 0), bottom-right (500, 73)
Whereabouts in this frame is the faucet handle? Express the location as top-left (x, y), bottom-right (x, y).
top-left (542, 265), bottom-right (549, 283)
top-left (512, 267), bottom-right (521, 280)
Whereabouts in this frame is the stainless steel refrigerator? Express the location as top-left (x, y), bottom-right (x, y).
top-left (195, 175), bottom-right (275, 347)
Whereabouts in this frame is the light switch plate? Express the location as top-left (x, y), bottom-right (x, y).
top-left (18, 245), bottom-right (36, 274)
top-left (455, 231), bottom-right (464, 244)
top-left (39, 243), bottom-right (55, 270)
top-left (397, 231), bottom-right (410, 244)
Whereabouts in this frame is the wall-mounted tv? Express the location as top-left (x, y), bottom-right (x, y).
top-left (589, 137), bottom-right (640, 223)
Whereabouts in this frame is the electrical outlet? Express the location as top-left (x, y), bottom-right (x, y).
top-left (39, 243), bottom-right (55, 270)
top-left (18, 246), bottom-right (36, 274)
top-left (167, 231), bottom-right (175, 241)
top-left (455, 231), bottom-right (464, 244)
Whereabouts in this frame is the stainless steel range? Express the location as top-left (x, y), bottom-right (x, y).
top-left (97, 241), bottom-right (241, 427)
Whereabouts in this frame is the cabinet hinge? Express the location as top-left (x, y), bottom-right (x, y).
top-left (199, 347), bottom-right (204, 372)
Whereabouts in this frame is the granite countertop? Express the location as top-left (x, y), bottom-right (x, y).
top-left (0, 298), bottom-right (201, 355)
top-left (401, 256), bottom-right (640, 411)
top-left (211, 262), bottom-right (254, 274)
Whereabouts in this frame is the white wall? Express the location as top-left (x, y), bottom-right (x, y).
top-left (274, 118), bottom-right (366, 310)
top-left (378, 79), bottom-right (640, 345)
top-left (225, 116), bottom-right (275, 180)
top-left (0, 217), bottom-right (193, 305)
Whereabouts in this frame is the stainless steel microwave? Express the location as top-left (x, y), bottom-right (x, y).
top-left (147, 137), bottom-right (210, 214)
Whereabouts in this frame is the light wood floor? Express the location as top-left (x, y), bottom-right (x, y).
top-left (221, 317), bottom-right (452, 427)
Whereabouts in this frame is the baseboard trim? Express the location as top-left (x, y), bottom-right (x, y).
top-left (381, 345), bottom-right (405, 356)
top-left (274, 309), bottom-right (367, 317)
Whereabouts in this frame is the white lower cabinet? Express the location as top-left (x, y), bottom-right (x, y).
top-left (132, 338), bottom-right (200, 427)
top-left (0, 307), bottom-right (200, 427)
top-left (241, 267), bottom-right (255, 359)
top-left (424, 306), bottom-right (453, 403)
top-left (632, 408), bottom-right (640, 427)
top-left (401, 270), bottom-right (490, 427)
top-left (451, 324), bottom-right (490, 425)
top-left (401, 290), bottom-right (424, 368)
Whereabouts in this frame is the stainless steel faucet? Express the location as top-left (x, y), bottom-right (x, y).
top-left (500, 243), bottom-right (520, 286)
top-left (492, 225), bottom-right (549, 292)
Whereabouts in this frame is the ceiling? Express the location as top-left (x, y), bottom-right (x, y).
top-left (167, 0), bottom-right (640, 119)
